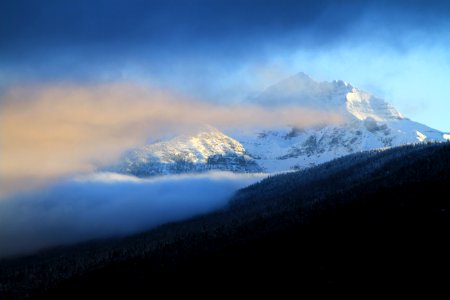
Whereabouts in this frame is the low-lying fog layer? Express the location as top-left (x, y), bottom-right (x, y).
top-left (0, 171), bottom-right (266, 258)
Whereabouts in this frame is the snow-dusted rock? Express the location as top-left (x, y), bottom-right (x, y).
top-left (107, 72), bottom-right (447, 175)
top-left (105, 125), bottom-right (261, 176)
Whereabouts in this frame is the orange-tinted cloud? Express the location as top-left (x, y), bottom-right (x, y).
top-left (0, 83), bottom-right (343, 196)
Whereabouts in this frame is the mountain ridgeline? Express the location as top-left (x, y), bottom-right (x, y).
top-left (106, 73), bottom-right (449, 176)
top-left (231, 141), bottom-right (450, 226)
top-left (2, 142), bottom-right (449, 297)
top-left (104, 126), bottom-right (262, 176)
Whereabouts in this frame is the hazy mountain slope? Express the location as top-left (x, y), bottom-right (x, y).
top-left (237, 118), bottom-right (446, 172)
top-left (105, 125), bottom-right (262, 176)
top-left (253, 72), bottom-right (403, 121)
top-left (107, 73), bottom-right (448, 175)
top-left (235, 72), bottom-right (447, 171)
top-left (2, 142), bottom-right (449, 298)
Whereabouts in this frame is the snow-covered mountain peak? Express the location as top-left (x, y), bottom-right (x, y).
top-left (128, 125), bottom-right (246, 165)
top-left (256, 72), bottom-right (352, 107)
top-left (104, 125), bottom-right (261, 176)
top-left (256, 73), bottom-right (403, 122)
top-left (105, 72), bottom-right (447, 177)
top-left (345, 87), bottom-right (403, 122)
top-left (152, 125), bottom-right (246, 162)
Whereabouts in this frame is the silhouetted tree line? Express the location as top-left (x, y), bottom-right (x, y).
top-left (1, 142), bottom-right (449, 298)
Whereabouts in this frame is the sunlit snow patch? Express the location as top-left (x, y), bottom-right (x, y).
top-left (416, 131), bottom-right (427, 142)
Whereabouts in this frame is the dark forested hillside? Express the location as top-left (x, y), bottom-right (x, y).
top-left (1, 142), bottom-right (450, 298)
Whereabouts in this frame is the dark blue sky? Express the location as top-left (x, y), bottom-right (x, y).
top-left (1, 0), bottom-right (450, 129)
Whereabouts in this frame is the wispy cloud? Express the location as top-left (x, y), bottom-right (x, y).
top-left (0, 83), bottom-right (342, 196)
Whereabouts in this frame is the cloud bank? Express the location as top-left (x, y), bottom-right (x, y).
top-left (0, 171), bottom-right (265, 258)
top-left (0, 83), bottom-right (342, 197)
top-left (2, 1), bottom-right (449, 128)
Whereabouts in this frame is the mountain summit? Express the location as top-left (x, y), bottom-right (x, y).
top-left (108, 73), bottom-right (448, 175)
top-left (106, 125), bottom-right (261, 176)
top-left (255, 72), bottom-right (403, 122)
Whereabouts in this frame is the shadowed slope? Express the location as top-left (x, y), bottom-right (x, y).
top-left (1, 142), bottom-right (449, 298)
